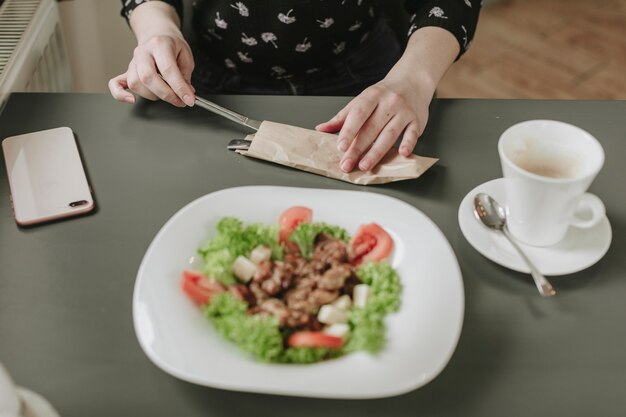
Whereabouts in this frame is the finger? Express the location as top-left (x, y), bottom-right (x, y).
top-left (399, 121), bottom-right (421, 156)
top-left (177, 44), bottom-right (196, 103)
top-left (335, 97), bottom-right (378, 152)
top-left (108, 73), bottom-right (136, 104)
top-left (126, 61), bottom-right (159, 101)
top-left (134, 49), bottom-right (185, 107)
top-left (359, 116), bottom-right (410, 171)
top-left (154, 45), bottom-right (195, 106)
top-left (339, 107), bottom-right (394, 172)
top-left (315, 106), bottom-right (350, 133)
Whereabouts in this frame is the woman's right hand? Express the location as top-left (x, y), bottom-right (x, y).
top-left (108, 1), bottom-right (195, 107)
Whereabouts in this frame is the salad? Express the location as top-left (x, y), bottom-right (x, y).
top-left (181, 206), bottom-right (402, 364)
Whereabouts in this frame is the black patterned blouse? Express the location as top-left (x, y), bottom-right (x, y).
top-left (121, 0), bottom-right (480, 78)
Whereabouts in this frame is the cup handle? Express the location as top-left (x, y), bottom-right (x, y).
top-left (569, 193), bottom-right (605, 228)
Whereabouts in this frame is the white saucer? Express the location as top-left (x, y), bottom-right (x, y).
top-left (458, 178), bottom-right (612, 276)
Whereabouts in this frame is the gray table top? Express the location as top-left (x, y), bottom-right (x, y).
top-left (1, 93), bottom-right (625, 417)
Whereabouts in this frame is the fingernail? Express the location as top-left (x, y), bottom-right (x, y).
top-left (183, 94), bottom-right (194, 106)
top-left (359, 159), bottom-right (371, 171)
top-left (340, 158), bottom-right (353, 172)
top-left (124, 96), bottom-right (135, 104)
top-left (400, 146), bottom-right (412, 156)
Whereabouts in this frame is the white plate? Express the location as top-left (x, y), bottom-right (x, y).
top-left (458, 178), bottom-right (612, 276)
top-left (133, 186), bottom-right (464, 399)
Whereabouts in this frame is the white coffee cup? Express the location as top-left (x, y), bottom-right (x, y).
top-left (498, 120), bottom-right (605, 247)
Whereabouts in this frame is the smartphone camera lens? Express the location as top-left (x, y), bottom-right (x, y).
top-left (69, 200), bottom-right (88, 208)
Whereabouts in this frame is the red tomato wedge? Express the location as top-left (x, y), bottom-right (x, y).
top-left (287, 331), bottom-right (344, 349)
top-left (182, 270), bottom-right (225, 305)
top-left (350, 223), bottom-right (393, 265)
top-left (278, 206), bottom-right (313, 242)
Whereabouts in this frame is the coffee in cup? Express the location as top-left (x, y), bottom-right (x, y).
top-left (498, 120), bottom-right (605, 247)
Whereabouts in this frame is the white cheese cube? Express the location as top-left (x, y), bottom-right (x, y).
top-left (332, 294), bottom-right (352, 311)
top-left (249, 245), bottom-right (272, 264)
top-left (323, 323), bottom-right (350, 338)
top-left (317, 305), bottom-right (348, 325)
top-left (353, 284), bottom-right (370, 308)
top-left (232, 256), bottom-right (257, 282)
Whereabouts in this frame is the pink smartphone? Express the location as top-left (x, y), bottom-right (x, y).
top-left (2, 127), bottom-right (95, 226)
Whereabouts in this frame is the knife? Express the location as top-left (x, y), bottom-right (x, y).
top-left (195, 96), bottom-right (262, 131)
top-left (226, 139), bottom-right (253, 151)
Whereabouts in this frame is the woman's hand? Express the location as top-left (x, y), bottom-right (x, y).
top-left (108, 1), bottom-right (195, 107)
top-left (316, 26), bottom-right (460, 173)
top-left (316, 75), bottom-right (432, 172)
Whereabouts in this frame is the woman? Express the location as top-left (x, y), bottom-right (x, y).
top-left (109, 0), bottom-right (480, 172)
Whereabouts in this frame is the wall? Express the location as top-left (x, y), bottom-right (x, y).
top-left (58, 0), bottom-right (135, 92)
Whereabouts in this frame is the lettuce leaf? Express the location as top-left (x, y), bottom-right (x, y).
top-left (280, 347), bottom-right (342, 364)
top-left (204, 293), bottom-right (284, 362)
top-left (288, 222), bottom-right (349, 259)
top-left (204, 293), bottom-right (341, 363)
top-left (198, 217), bottom-right (283, 284)
top-left (344, 262), bottom-right (402, 353)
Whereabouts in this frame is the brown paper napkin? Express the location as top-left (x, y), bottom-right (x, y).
top-left (237, 121), bottom-right (438, 185)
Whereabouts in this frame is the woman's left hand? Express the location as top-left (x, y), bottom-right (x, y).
top-left (315, 74), bottom-right (433, 173)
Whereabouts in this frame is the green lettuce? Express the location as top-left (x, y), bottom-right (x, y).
top-left (280, 347), bottom-right (342, 364)
top-left (204, 293), bottom-right (340, 363)
top-left (204, 293), bottom-right (284, 362)
top-left (196, 217), bottom-right (403, 363)
top-left (288, 222), bottom-right (350, 259)
top-left (344, 262), bottom-right (402, 353)
top-left (198, 217), bottom-right (283, 284)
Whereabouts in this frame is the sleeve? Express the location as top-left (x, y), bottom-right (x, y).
top-left (120, 0), bottom-right (183, 23)
top-left (404, 0), bottom-right (481, 60)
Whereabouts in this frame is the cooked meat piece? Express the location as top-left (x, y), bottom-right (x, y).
top-left (308, 316), bottom-right (322, 332)
top-left (284, 252), bottom-right (303, 267)
top-left (241, 235), bottom-right (359, 331)
top-left (342, 276), bottom-right (361, 296)
top-left (256, 298), bottom-right (288, 326)
top-left (313, 236), bottom-right (349, 265)
top-left (294, 276), bottom-right (316, 290)
top-left (285, 287), bottom-right (315, 312)
top-left (247, 306), bottom-right (261, 315)
top-left (284, 309), bottom-right (325, 330)
top-left (309, 259), bottom-right (328, 274)
top-left (309, 288), bottom-right (340, 307)
top-left (318, 264), bottom-right (352, 290)
top-left (258, 261), bottom-right (293, 296)
top-left (228, 284), bottom-right (256, 307)
top-left (249, 282), bottom-right (268, 303)
top-left (252, 260), bottom-right (272, 283)
top-left (287, 256), bottom-right (310, 277)
top-left (274, 261), bottom-right (293, 289)
top-left (261, 277), bottom-right (281, 296)
top-left (285, 309), bottom-right (313, 328)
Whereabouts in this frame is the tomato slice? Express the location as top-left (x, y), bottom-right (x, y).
top-left (350, 223), bottom-right (393, 265)
top-left (287, 331), bottom-right (344, 349)
top-left (182, 270), bottom-right (225, 305)
top-left (278, 206), bottom-right (313, 242)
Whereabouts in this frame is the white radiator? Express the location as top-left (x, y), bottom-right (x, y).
top-left (0, 0), bottom-right (72, 107)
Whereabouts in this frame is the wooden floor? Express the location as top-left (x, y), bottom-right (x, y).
top-left (437, 0), bottom-right (626, 99)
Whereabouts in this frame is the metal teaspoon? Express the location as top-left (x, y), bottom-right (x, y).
top-left (473, 193), bottom-right (556, 297)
